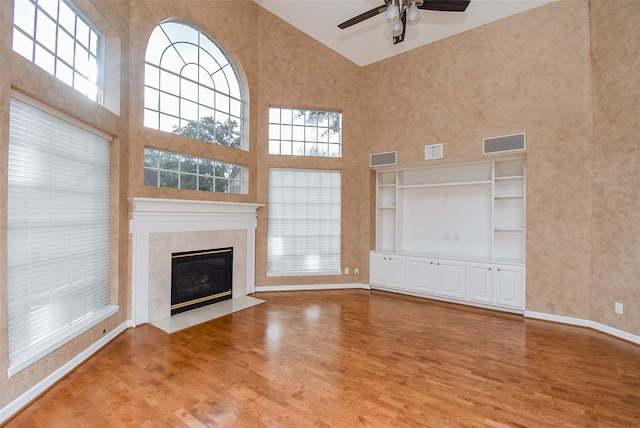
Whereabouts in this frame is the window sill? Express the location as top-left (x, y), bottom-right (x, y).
top-left (8, 305), bottom-right (119, 377)
top-left (267, 270), bottom-right (342, 277)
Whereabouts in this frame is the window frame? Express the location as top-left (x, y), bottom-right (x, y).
top-left (11, 0), bottom-right (106, 104)
top-left (143, 21), bottom-right (246, 150)
top-left (143, 147), bottom-right (246, 195)
top-left (268, 107), bottom-right (342, 157)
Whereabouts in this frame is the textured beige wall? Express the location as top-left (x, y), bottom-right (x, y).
top-left (253, 8), bottom-right (366, 287)
top-left (361, 1), bottom-right (597, 321)
top-left (589, 2), bottom-right (640, 333)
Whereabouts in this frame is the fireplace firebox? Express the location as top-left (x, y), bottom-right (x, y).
top-left (171, 247), bottom-right (233, 315)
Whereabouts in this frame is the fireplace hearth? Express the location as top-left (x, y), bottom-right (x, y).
top-left (171, 247), bottom-right (233, 315)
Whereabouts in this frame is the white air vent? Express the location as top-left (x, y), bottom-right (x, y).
top-left (483, 133), bottom-right (525, 154)
top-left (370, 151), bottom-right (397, 167)
top-left (425, 143), bottom-right (444, 160)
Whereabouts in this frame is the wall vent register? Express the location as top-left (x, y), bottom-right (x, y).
top-left (483, 133), bottom-right (525, 154)
top-left (370, 151), bottom-right (397, 167)
top-left (425, 143), bottom-right (444, 160)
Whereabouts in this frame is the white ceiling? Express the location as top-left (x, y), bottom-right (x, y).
top-left (254, 0), bottom-right (554, 66)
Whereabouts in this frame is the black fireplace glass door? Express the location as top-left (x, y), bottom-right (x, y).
top-left (171, 247), bottom-right (233, 315)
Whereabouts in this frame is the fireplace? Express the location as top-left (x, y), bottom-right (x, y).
top-left (129, 198), bottom-right (262, 326)
top-left (171, 247), bottom-right (233, 315)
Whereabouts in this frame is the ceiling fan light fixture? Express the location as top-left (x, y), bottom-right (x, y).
top-left (390, 18), bottom-right (403, 37)
top-left (407, 4), bottom-right (420, 25)
top-left (386, 3), bottom-right (400, 21)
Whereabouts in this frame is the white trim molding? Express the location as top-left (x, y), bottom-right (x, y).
top-left (129, 198), bottom-right (263, 326)
top-left (255, 283), bottom-right (371, 293)
top-left (0, 321), bottom-right (130, 426)
top-left (525, 311), bottom-right (640, 345)
top-left (8, 305), bottom-right (119, 377)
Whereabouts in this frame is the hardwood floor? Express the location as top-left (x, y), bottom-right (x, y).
top-left (5, 290), bottom-right (640, 427)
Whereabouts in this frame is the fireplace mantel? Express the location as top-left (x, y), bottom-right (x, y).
top-left (129, 198), bottom-right (263, 326)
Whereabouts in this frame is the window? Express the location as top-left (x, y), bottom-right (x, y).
top-left (7, 93), bottom-right (116, 375)
top-left (12, 0), bottom-right (104, 103)
top-left (144, 22), bottom-right (245, 149)
top-left (268, 107), bottom-right (342, 157)
top-left (144, 148), bottom-right (245, 194)
top-left (267, 169), bottom-right (341, 276)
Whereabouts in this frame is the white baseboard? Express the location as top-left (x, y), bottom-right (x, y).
top-left (254, 283), bottom-right (370, 292)
top-left (525, 311), bottom-right (640, 345)
top-left (254, 287), bottom-right (639, 345)
top-left (0, 321), bottom-right (130, 425)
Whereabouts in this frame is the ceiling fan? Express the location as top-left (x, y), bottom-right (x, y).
top-left (338, 0), bottom-right (471, 45)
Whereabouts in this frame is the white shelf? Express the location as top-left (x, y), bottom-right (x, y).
top-left (495, 159), bottom-right (525, 178)
top-left (378, 171), bottom-right (397, 186)
top-left (397, 180), bottom-right (492, 189)
top-left (495, 175), bottom-right (524, 181)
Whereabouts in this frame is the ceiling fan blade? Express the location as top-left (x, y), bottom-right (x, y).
top-left (338, 4), bottom-right (388, 29)
top-left (393, 13), bottom-right (407, 44)
top-left (418, 0), bottom-right (471, 12)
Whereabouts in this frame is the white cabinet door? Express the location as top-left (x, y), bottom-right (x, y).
top-left (407, 257), bottom-right (436, 294)
top-left (388, 256), bottom-right (406, 289)
top-left (467, 263), bottom-right (494, 304)
top-left (494, 265), bottom-right (523, 309)
top-left (370, 253), bottom-right (389, 287)
top-left (435, 260), bottom-right (466, 299)
top-left (370, 253), bottom-right (406, 289)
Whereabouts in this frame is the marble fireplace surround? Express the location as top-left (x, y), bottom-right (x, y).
top-left (129, 198), bottom-right (263, 326)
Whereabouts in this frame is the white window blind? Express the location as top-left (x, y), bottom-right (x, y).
top-left (267, 169), bottom-right (341, 276)
top-left (7, 94), bottom-right (114, 374)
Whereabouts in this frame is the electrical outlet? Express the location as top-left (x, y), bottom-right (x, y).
top-left (615, 302), bottom-right (624, 314)
top-left (354, 268), bottom-right (359, 275)
top-left (344, 267), bottom-right (349, 275)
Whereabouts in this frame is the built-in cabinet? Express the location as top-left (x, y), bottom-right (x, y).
top-left (371, 157), bottom-right (526, 313)
top-left (466, 262), bottom-right (524, 310)
top-left (370, 252), bottom-right (406, 289)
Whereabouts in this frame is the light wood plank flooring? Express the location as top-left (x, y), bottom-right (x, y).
top-left (5, 290), bottom-right (640, 427)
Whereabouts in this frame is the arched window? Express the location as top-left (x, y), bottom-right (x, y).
top-left (144, 22), bottom-right (245, 149)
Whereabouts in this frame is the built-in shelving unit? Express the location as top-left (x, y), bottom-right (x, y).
top-left (371, 157), bottom-right (526, 313)
top-left (376, 171), bottom-right (397, 252)
top-left (493, 159), bottom-right (525, 263)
